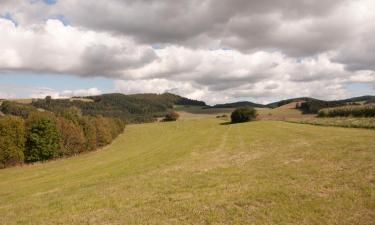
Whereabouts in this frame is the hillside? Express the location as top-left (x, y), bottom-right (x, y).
top-left (208, 101), bottom-right (266, 109)
top-left (266, 97), bottom-right (317, 108)
top-left (1, 117), bottom-right (375, 224)
top-left (29, 93), bottom-right (207, 123)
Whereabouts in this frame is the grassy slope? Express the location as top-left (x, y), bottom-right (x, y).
top-left (257, 106), bottom-right (312, 120)
top-left (1, 118), bottom-right (375, 224)
top-left (175, 104), bottom-right (309, 121)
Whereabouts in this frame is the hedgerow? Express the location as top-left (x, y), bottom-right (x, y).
top-left (318, 105), bottom-right (375, 118)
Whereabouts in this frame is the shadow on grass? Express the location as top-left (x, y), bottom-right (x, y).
top-left (220, 121), bottom-right (232, 125)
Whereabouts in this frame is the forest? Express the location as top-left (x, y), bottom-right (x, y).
top-left (0, 104), bottom-right (125, 168)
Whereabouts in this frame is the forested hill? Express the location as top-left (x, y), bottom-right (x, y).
top-left (208, 101), bottom-right (267, 109)
top-left (266, 97), bottom-right (317, 108)
top-left (30, 93), bottom-right (206, 123)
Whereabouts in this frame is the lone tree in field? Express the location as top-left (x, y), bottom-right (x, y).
top-left (163, 111), bottom-right (180, 122)
top-left (231, 107), bottom-right (257, 123)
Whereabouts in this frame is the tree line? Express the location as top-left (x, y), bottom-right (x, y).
top-left (318, 105), bottom-right (375, 118)
top-left (296, 96), bottom-right (375, 114)
top-left (0, 106), bottom-right (125, 169)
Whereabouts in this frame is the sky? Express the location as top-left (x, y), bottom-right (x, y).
top-left (0, 0), bottom-right (374, 104)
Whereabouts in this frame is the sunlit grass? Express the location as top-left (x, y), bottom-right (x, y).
top-left (1, 118), bottom-right (375, 224)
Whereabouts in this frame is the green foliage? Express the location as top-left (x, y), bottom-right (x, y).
top-left (25, 116), bottom-right (61, 162)
top-left (57, 117), bottom-right (86, 156)
top-left (297, 96), bottom-right (375, 114)
top-left (79, 116), bottom-right (98, 151)
top-left (0, 108), bottom-right (125, 168)
top-left (0, 116), bottom-right (25, 168)
top-left (0, 101), bottom-right (38, 118)
top-left (94, 117), bottom-right (111, 147)
top-left (58, 107), bottom-right (82, 124)
top-left (298, 100), bottom-right (345, 114)
top-left (31, 93), bottom-right (206, 123)
top-left (318, 105), bottom-right (375, 118)
top-left (231, 107), bottom-right (257, 123)
top-left (163, 111), bottom-right (180, 122)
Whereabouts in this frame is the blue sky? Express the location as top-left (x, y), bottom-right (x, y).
top-left (0, 73), bottom-right (113, 91)
top-left (0, 73), bottom-right (114, 99)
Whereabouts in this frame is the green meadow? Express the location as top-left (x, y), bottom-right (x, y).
top-left (1, 116), bottom-right (375, 224)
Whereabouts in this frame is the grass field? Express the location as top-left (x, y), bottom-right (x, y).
top-left (175, 103), bottom-right (311, 121)
top-left (1, 116), bottom-right (375, 224)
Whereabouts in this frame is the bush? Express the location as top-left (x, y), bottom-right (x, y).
top-left (79, 116), bottom-right (98, 151)
top-left (25, 116), bottom-right (61, 162)
top-left (94, 116), bottom-right (113, 147)
top-left (57, 117), bottom-right (86, 156)
top-left (231, 107), bottom-right (257, 123)
top-left (0, 116), bottom-right (25, 168)
top-left (163, 111), bottom-right (180, 122)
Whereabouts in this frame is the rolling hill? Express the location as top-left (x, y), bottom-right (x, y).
top-left (208, 95), bottom-right (375, 115)
top-left (208, 101), bottom-right (267, 109)
top-left (29, 93), bottom-right (207, 122)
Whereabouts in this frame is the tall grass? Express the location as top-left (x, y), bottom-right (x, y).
top-left (318, 104), bottom-right (375, 118)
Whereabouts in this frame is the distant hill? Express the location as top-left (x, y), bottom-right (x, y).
top-left (344, 95), bottom-right (375, 104)
top-left (266, 97), bottom-right (317, 108)
top-left (30, 93), bottom-right (206, 123)
top-left (295, 95), bottom-right (375, 114)
top-left (128, 93), bottom-right (207, 107)
top-left (208, 95), bottom-right (375, 114)
top-left (208, 101), bottom-right (267, 109)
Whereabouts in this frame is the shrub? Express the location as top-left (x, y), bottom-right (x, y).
top-left (79, 116), bottom-right (98, 151)
top-left (94, 116), bottom-right (113, 147)
top-left (58, 107), bottom-right (82, 124)
top-left (0, 116), bottom-right (25, 168)
top-left (163, 111), bottom-right (180, 122)
top-left (25, 116), bottom-right (61, 162)
top-left (57, 117), bottom-right (86, 156)
top-left (107, 118), bottom-right (126, 139)
top-left (231, 107), bottom-right (257, 123)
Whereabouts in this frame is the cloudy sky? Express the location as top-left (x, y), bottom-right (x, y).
top-left (0, 0), bottom-right (374, 104)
